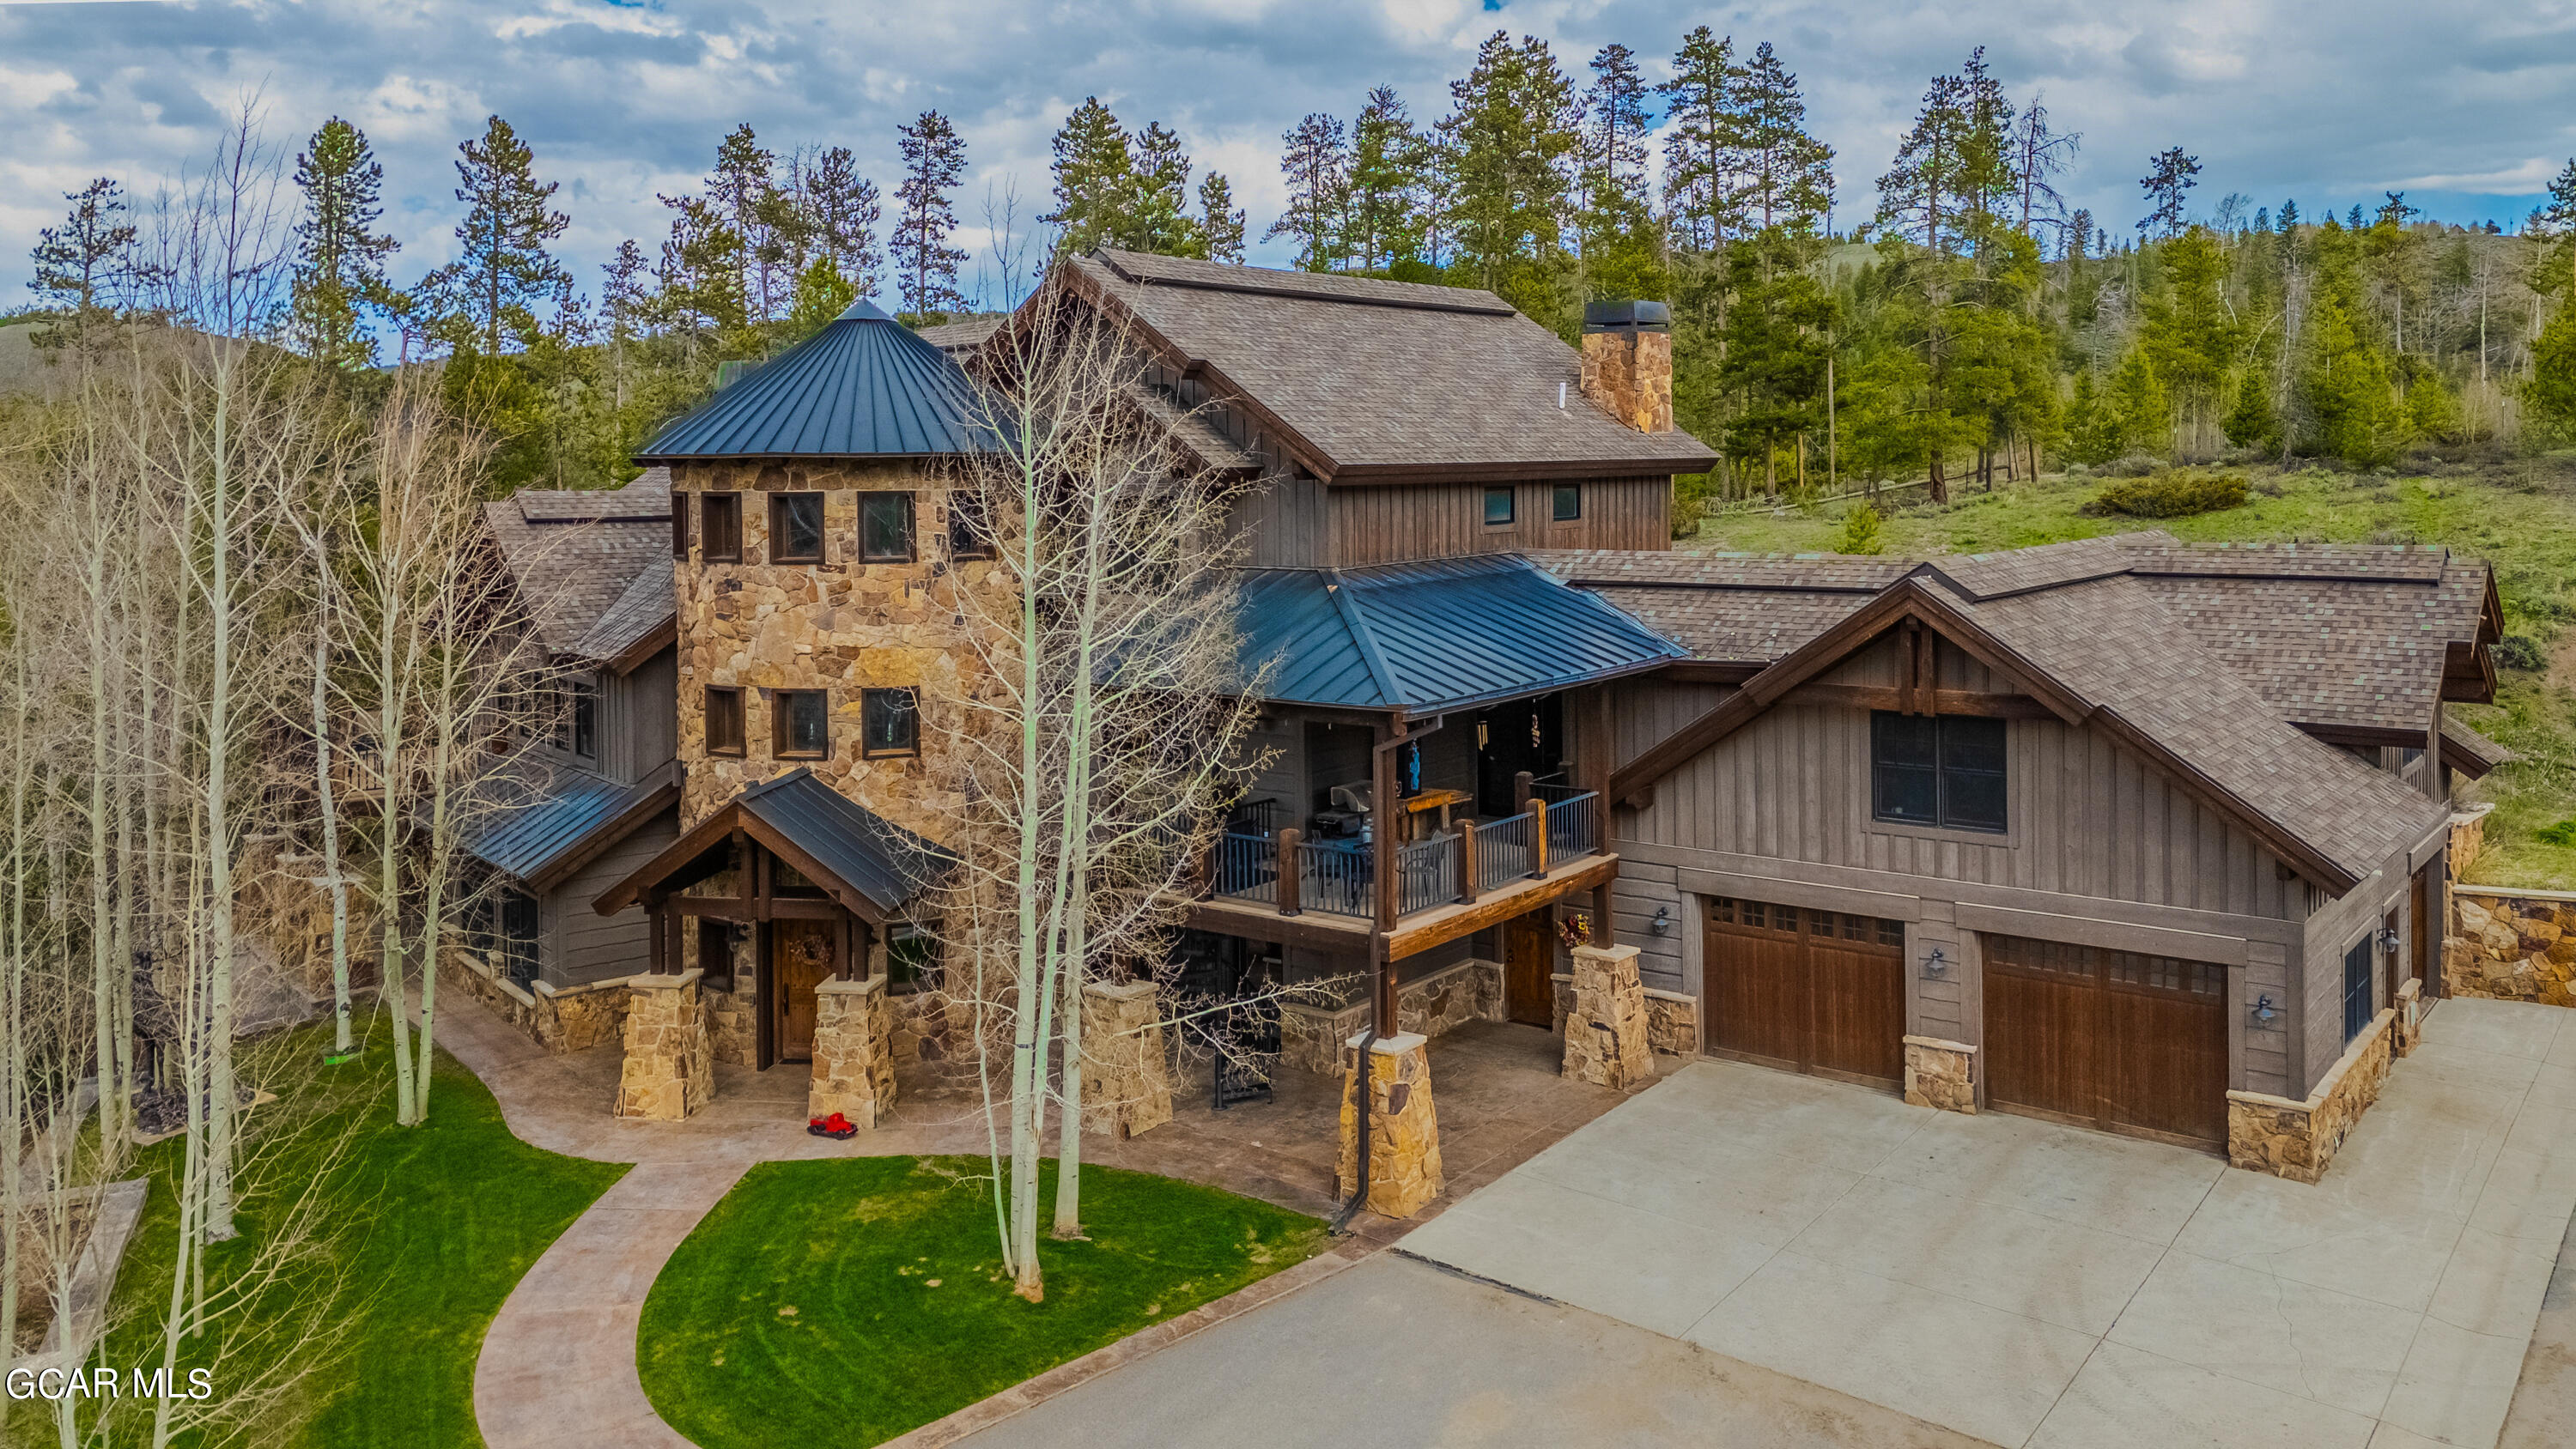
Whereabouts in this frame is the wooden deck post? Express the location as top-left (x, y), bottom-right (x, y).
top-left (1514, 770), bottom-right (1534, 808)
top-left (1276, 828), bottom-right (1303, 917)
top-left (1455, 820), bottom-right (1479, 904)
top-left (1527, 797), bottom-right (1550, 879)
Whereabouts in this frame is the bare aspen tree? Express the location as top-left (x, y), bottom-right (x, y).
top-left (930, 282), bottom-right (1267, 1298)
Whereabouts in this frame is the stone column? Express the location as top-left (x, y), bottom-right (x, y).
top-left (808, 974), bottom-right (896, 1128)
top-left (1561, 943), bottom-right (1653, 1090)
top-left (613, 969), bottom-right (713, 1121)
top-left (1903, 1035), bottom-right (1978, 1113)
top-left (1335, 1033), bottom-right (1443, 1219)
top-left (1079, 979), bottom-right (1173, 1139)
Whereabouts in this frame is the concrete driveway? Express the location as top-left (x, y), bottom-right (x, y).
top-left (1398, 997), bottom-right (2576, 1449)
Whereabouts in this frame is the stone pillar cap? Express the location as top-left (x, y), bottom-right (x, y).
top-left (817, 973), bottom-right (889, 997)
top-left (1570, 943), bottom-right (1640, 962)
top-left (1345, 1031), bottom-right (1427, 1055)
top-left (1902, 1034), bottom-right (1978, 1054)
top-left (629, 968), bottom-right (704, 991)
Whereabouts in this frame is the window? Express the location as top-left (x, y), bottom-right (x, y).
top-left (568, 679), bottom-right (595, 759)
top-left (2343, 937), bottom-right (2375, 1043)
top-left (698, 919), bottom-right (733, 991)
top-left (947, 490), bottom-right (993, 559)
top-left (1871, 712), bottom-right (2007, 833)
top-left (704, 686), bottom-right (745, 757)
top-left (1483, 486), bottom-right (1516, 526)
top-left (774, 689), bottom-right (829, 759)
top-left (1552, 483), bottom-right (1582, 521)
top-left (701, 493), bottom-right (742, 562)
top-left (499, 889), bottom-right (540, 988)
top-left (861, 688), bottom-right (920, 758)
top-left (671, 492), bottom-right (691, 558)
top-left (861, 492), bottom-right (916, 562)
top-left (886, 925), bottom-right (939, 994)
top-left (769, 492), bottom-right (824, 563)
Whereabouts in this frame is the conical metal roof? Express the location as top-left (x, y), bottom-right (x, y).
top-left (635, 300), bottom-right (999, 461)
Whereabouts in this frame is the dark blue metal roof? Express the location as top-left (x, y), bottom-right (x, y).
top-left (735, 768), bottom-right (951, 917)
top-left (465, 762), bottom-right (677, 884)
top-left (1235, 555), bottom-right (1686, 712)
top-left (635, 300), bottom-right (999, 461)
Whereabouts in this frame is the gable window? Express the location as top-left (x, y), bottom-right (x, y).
top-left (946, 490), bottom-right (993, 560)
top-left (704, 686), bottom-right (746, 757)
top-left (861, 492), bottom-right (916, 562)
top-left (671, 492), bottom-right (691, 558)
top-left (769, 492), bottom-right (825, 563)
top-left (861, 688), bottom-right (920, 758)
top-left (1483, 486), bottom-right (1516, 526)
top-left (2342, 937), bottom-right (2375, 1043)
top-left (1871, 712), bottom-right (2007, 834)
top-left (774, 689), bottom-right (829, 760)
top-left (701, 493), bottom-right (743, 562)
top-left (1552, 483), bottom-right (1582, 521)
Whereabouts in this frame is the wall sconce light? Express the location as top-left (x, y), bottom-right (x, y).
top-left (2251, 993), bottom-right (2278, 1028)
top-left (1650, 906), bottom-right (1673, 935)
top-left (2379, 927), bottom-right (2402, 955)
top-left (1921, 947), bottom-right (1948, 979)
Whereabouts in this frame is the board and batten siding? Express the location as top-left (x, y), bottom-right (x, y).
top-left (543, 804), bottom-right (681, 987)
top-left (1327, 477), bottom-right (1670, 567)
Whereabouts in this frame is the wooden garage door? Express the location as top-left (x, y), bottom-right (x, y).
top-left (1704, 897), bottom-right (1905, 1086)
top-left (1983, 934), bottom-right (2228, 1147)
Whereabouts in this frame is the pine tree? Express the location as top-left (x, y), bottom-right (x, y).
top-left (1043, 98), bottom-right (1135, 258)
top-left (894, 110), bottom-right (969, 316)
top-left (1439, 31), bottom-right (1578, 301)
top-left (421, 115), bottom-right (572, 356)
top-left (655, 194), bottom-right (751, 354)
top-left (1268, 112), bottom-right (1349, 270)
top-left (289, 118), bottom-right (399, 369)
top-left (1659, 27), bottom-right (1744, 251)
top-left (2222, 363), bottom-right (2282, 452)
top-left (1578, 43), bottom-right (1652, 245)
top-left (709, 124), bottom-right (781, 324)
top-left (1121, 122), bottom-right (1206, 257)
top-left (1199, 172), bottom-right (1247, 264)
top-left (1876, 72), bottom-right (1970, 252)
top-left (2065, 208), bottom-right (2093, 261)
top-left (2526, 300), bottom-right (2576, 440)
top-left (2136, 148), bottom-right (2202, 239)
top-left (2105, 345), bottom-right (2171, 458)
top-left (1734, 42), bottom-right (1833, 234)
top-left (1345, 87), bottom-right (1431, 270)
top-left (2541, 157), bottom-right (2576, 289)
top-left (27, 178), bottom-right (145, 332)
top-left (2007, 95), bottom-right (2079, 239)
top-left (1954, 49), bottom-right (2019, 236)
top-left (799, 146), bottom-right (883, 300)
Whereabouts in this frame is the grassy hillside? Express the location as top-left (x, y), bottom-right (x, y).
top-left (1679, 459), bottom-right (2576, 889)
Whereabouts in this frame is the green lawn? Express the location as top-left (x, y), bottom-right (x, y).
top-left (637, 1156), bottom-right (1326, 1448)
top-left (78, 1021), bottom-right (628, 1448)
top-left (1680, 462), bottom-right (2576, 887)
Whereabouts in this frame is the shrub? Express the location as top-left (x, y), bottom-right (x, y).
top-left (2107, 454), bottom-right (2160, 477)
top-left (2087, 470), bottom-right (2251, 519)
top-left (1833, 503), bottom-right (1886, 555)
top-left (2539, 819), bottom-right (2576, 847)
top-left (2495, 634), bottom-right (2547, 671)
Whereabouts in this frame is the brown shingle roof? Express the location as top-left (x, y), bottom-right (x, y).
top-left (1069, 251), bottom-right (1719, 482)
top-left (483, 470), bottom-right (671, 659)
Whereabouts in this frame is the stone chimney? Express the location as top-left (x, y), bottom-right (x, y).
top-left (1577, 300), bottom-right (1674, 433)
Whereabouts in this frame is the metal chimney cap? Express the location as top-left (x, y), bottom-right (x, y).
top-left (1582, 299), bottom-right (1671, 333)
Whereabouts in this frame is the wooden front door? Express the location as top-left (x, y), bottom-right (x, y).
top-left (771, 919), bottom-right (836, 1063)
top-left (1504, 908), bottom-right (1555, 1026)
top-left (1703, 896), bottom-right (1905, 1087)
top-left (1984, 933), bottom-right (2227, 1147)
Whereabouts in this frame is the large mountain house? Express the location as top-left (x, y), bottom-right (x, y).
top-left (452, 251), bottom-right (2503, 1205)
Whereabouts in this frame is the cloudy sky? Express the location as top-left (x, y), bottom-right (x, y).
top-left (3, 0), bottom-right (2571, 312)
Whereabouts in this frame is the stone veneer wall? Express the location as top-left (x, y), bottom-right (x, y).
top-left (2227, 1007), bottom-right (2393, 1183)
top-left (2447, 888), bottom-right (2576, 1008)
top-left (1335, 1033), bottom-right (1443, 1218)
top-left (1561, 944), bottom-right (1653, 1089)
top-left (671, 460), bottom-right (1004, 843)
top-left (1078, 980), bottom-right (1173, 1139)
top-left (807, 975), bottom-right (896, 1127)
top-left (614, 970), bottom-right (714, 1120)
top-left (439, 950), bottom-right (630, 1054)
top-left (1552, 975), bottom-right (1701, 1058)
top-left (1279, 959), bottom-right (1502, 1076)
top-left (1902, 1036), bottom-right (1977, 1113)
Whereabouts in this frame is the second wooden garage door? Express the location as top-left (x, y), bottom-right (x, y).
top-left (1704, 896), bottom-right (1905, 1087)
top-left (1983, 933), bottom-right (2228, 1147)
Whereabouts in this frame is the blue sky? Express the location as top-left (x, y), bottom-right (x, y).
top-left (2, 0), bottom-right (2569, 312)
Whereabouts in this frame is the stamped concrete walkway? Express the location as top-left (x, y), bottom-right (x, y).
top-left (447, 997), bottom-right (1638, 1449)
